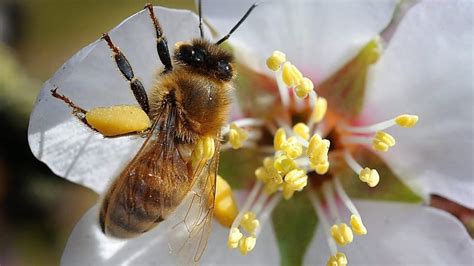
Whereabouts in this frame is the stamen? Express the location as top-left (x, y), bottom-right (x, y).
top-left (240, 211), bottom-right (260, 234)
top-left (322, 182), bottom-right (340, 223)
top-left (254, 193), bottom-right (282, 236)
top-left (343, 150), bottom-right (379, 187)
top-left (307, 134), bottom-right (330, 166)
top-left (229, 122), bottom-right (249, 149)
top-left (230, 181), bottom-right (263, 231)
top-left (339, 114), bottom-right (419, 133)
top-left (239, 236), bottom-right (257, 255)
top-left (307, 188), bottom-right (338, 256)
top-left (327, 252), bottom-right (348, 266)
top-left (274, 128), bottom-right (287, 151)
top-left (275, 68), bottom-right (290, 108)
top-left (330, 223), bottom-right (353, 247)
top-left (309, 96), bottom-right (328, 124)
top-left (293, 123), bottom-right (310, 141)
top-left (280, 136), bottom-right (303, 159)
top-left (333, 177), bottom-right (367, 235)
top-left (227, 228), bottom-right (243, 249)
top-left (295, 77), bottom-right (314, 98)
top-left (282, 169), bottom-right (308, 200)
top-left (266, 50), bottom-right (286, 71)
top-left (281, 62), bottom-right (303, 87)
top-left (372, 131), bottom-right (396, 152)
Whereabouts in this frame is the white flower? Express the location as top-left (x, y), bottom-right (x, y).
top-left (27, 1), bottom-right (473, 265)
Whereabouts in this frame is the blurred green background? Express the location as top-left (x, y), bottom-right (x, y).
top-left (0, 1), bottom-right (194, 265)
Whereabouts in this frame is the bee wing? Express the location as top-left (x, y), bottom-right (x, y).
top-left (166, 138), bottom-right (220, 264)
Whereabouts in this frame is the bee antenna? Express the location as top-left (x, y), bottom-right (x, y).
top-left (215, 3), bottom-right (258, 45)
top-left (198, 0), bottom-right (204, 38)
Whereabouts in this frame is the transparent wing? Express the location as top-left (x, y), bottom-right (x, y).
top-left (166, 139), bottom-right (220, 265)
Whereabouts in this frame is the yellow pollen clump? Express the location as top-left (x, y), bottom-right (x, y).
top-left (350, 214), bottom-right (367, 235)
top-left (395, 114), bottom-right (419, 128)
top-left (311, 97), bottom-right (328, 123)
top-left (359, 167), bottom-right (380, 187)
top-left (266, 50), bottom-right (287, 71)
top-left (239, 236), bottom-right (257, 255)
top-left (228, 122), bottom-right (249, 149)
top-left (227, 228), bottom-right (243, 249)
top-left (372, 131), bottom-right (396, 152)
top-left (326, 252), bottom-right (348, 266)
top-left (282, 62), bottom-right (303, 87)
top-left (295, 77), bottom-right (314, 98)
top-left (293, 123), bottom-right (310, 140)
top-left (214, 175), bottom-right (238, 228)
top-left (282, 169), bottom-right (308, 200)
top-left (280, 136), bottom-right (303, 159)
top-left (241, 212), bottom-right (260, 234)
top-left (85, 105), bottom-right (150, 136)
top-left (331, 223), bottom-right (354, 246)
top-left (274, 128), bottom-right (287, 151)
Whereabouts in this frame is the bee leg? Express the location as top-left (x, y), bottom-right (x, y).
top-left (50, 88), bottom-right (96, 131)
top-left (145, 4), bottom-right (173, 74)
top-left (102, 33), bottom-right (150, 114)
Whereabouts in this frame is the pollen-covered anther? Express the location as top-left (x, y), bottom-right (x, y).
top-left (228, 122), bottom-right (249, 149)
top-left (280, 136), bottom-right (303, 159)
top-left (295, 77), bottom-right (314, 98)
top-left (266, 50), bottom-right (287, 71)
top-left (307, 134), bottom-right (330, 165)
top-left (240, 211), bottom-right (260, 234)
top-left (282, 62), bottom-right (303, 87)
top-left (372, 131), bottom-right (396, 152)
top-left (227, 228), bottom-right (243, 249)
top-left (330, 223), bottom-right (354, 246)
top-left (293, 123), bottom-right (310, 141)
top-left (350, 214), bottom-right (367, 235)
top-left (282, 169), bottom-right (308, 200)
top-left (359, 167), bottom-right (380, 187)
top-left (239, 236), bottom-right (257, 255)
top-left (273, 154), bottom-right (298, 174)
top-left (326, 252), bottom-right (348, 266)
top-left (274, 128), bottom-right (287, 151)
top-left (311, 97), bottom-right (328, 123)
top-left (395, 114), bottom-right (419, 128)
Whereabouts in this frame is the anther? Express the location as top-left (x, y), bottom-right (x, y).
top-left (274, 128), bottom-right (287, 151)
top-left (326, 252), bottom-right (348, 266)
top-left (293, 123), bottom-right (310, 141)
top-left (307, 134), bottom-right (330, 165)
top-left (372, 131), bottom-right (396, 152)
top-left (273, 154), bottom-right (298, 174)
top-left (395, 114), bottom-right (419, 128)
top-left (266, 50), bottom-right (286, 71)
top-left (282, 169), bottom-right (308, 200)
top-left (229, 122), bottom-right (249, 149)
top-left (311, 97), bottom-right (328, 123)
top-left (295, 77), bottom-right (314, 98)
top-left (359, 167), bottom-right (380, 187)
top-left (240, 212), bottom-right (260, 234)
top-left (330, 223), bottom-right (353, 246)
top-left (350, 214), bottom-right (367, 235)
top-left (282, 62), bottom-right (303, 87)
top-left (280, 136), bottom-right (303, 159)
top-left (228, 228), bottom-right (243, 249)
top-left (239, 236), bottom-right (257, 255)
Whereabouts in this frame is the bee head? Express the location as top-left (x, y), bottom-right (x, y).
top-left (174, 39), bottom-right (234, 81)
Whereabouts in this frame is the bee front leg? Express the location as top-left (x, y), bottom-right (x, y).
top-left (51, 88), bottom-right (151, 138)
top-left (145, 4), bottom-right (173, 74)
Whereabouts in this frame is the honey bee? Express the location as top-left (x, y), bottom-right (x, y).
top-left (48, 1), bottom-right (257, 263)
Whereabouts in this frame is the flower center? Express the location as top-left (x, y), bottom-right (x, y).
top-left (214, 49), bottom-right (419, 263)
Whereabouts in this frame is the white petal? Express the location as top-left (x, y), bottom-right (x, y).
top-left (363, 0), bottom-right (474, 208)
top-left (62, 192), bottom-right (279, 265)
top-left (28, 7), bottom-right (211, 194)
top-left (305, 200), bottom-right (474, 265)
top-left (202, 0), bottom-right (397, 81)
